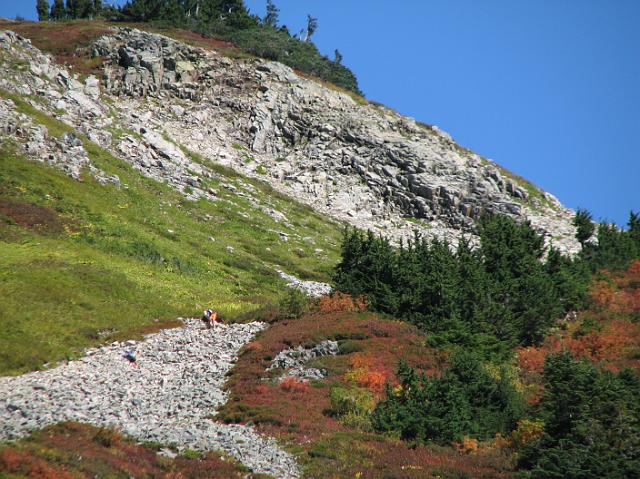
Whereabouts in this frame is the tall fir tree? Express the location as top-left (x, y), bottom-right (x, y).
top-left (573, 208), bottom-right (595, 247)
top-left (50, 0), bottom-right (66, 19)
top-left (37, 0), bottom-right (50, 21)
top-left (628, 211), bottom-right (640, 255)
top-left (264, 0), bottom-right (279, 27)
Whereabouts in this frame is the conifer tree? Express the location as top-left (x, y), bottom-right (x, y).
top-left (264, 0), bottom-right (279, 27)
top-left (50, 0), bottom-right (66, 19)
top-left (573, 208), bottom-right (595, 247)
top-left (65, 0), bottom-right (77, 18)
top-left (628, 211), bottom-right (640, 254)
top-left (37, 0), bottom-right (50, 21)
top-left (92, 0), bottom-right (102, 17)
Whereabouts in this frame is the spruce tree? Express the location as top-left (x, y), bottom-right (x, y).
top-left (50, 0), bottom-right (66, 19)
top-left (573, 208), bottom-right (595, 247)
top-left (37, 0), bottom-right (50, 21)
top-left (264, 0), bottom-right (279, 27)
top-left (65, 0), bottom-right (77, 18)
top-left (628, 211), bottom-right (640, 255)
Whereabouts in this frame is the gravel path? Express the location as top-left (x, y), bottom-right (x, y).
top-left (0, 319), bottom-right (299, 479)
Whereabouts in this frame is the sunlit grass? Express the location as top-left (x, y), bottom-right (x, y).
top-left (0, 95), bottom-right (342, 375)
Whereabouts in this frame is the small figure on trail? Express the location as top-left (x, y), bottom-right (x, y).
top-left (202, 308), bottom-right (223, 329)
top-left (123, 350), bottom-right (138, 368)
top-left (201, 308), bottom-right (218, 329)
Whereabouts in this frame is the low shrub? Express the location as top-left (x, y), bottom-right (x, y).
top-left (280, 377), bottom-right (310, 394)
top-left (278, 288), bottom-right (310, 320)
top-left (319, 292), bottom-right (367, 313)
top-left (328, 385), bottom-right (375, 431)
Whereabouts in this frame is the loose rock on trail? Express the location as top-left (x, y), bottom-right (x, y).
top-left (0, 319), bottom-right (299, 479)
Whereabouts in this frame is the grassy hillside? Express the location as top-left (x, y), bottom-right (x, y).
top-left (0, 90), bottom-right (342, 376)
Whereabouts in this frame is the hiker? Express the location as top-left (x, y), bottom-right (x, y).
top-left (201, 308), bottom-right (219, 329)
top-left (123, 350), bottom-right (138, 368)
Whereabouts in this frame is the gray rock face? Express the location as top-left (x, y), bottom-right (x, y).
top-left (90, 28), bottom-right (579, 253)
top-left (0, 320), bottom-right (299, 479)
top-left (0, 98), bottom-right (119, 185)
top-left (269, 340), bottom-right (339, 381)
top-left (0, 27), bottom-right (578, 253)
top-left (277, 269), bottom-right (332, 298)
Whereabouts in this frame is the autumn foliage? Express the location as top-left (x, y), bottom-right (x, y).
top-left (518, 260), bottom-right (640, 378)
top-left (0, 422), bottom-right (262, 479)
top-left (318, 291), bottom-right (368, 313)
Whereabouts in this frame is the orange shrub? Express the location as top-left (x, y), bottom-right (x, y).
top-left (589, 280), bottom-right (616, 309)
top-left (517, 346), bottom-right (547, 374)
top-left (319, 292), bottom-right (368, 313)
top-left (0, 448), bottom-right (28, 470)
top-left (345, 353), bottom-right (387, 393)
top-left (454, 435), bottom-right (479, 454)
top-left (279, 377), bottom-right (309, 394)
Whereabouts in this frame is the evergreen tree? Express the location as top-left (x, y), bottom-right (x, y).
top-left (628, 210), bottom-right (640, 255)
top-left (37, 0), bottom-right (50, 21)
top-left (50, 0), bottom-right (66, 19)
top-left (158, 0), bottom-right (186, 25)
top-left (573, 208), bottom-right (595, 247)
top-left (373, 352), bottom-right (525, 444)
top-left (120, 0), bottom-right (164, 22)
top-left (334, 48), bottom-right (343, 64)
top-left (263, 0), bottom-right (279, 27)
top-left (65, 0), bottom-right (77, 18)
top-left (518, 352), bottom-right (640, 478)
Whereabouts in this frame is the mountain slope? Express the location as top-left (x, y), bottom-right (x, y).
top-left (0, 27), bottom-right (343, 375)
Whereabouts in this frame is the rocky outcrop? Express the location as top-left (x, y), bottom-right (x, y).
top-left (0, 320), bottom-right (299, 479)
top-left (0, 27), bottom-right (578, 252)
top-left (268, 340), bottom-right (340, 381)
top-left (277, 269), bottom-right (333, 298)
top-left (91, 28), bottom-right (579, 253)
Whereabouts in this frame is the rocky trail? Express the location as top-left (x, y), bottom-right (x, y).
top-left (0, 319), bottom-right (300, 479)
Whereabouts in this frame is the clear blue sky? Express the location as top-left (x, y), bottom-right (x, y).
top-left (2, 1), bottom-right (638, 226)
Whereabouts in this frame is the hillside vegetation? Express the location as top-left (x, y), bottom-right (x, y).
top-left (216, 217), bottom-right (640, 478)
top-left (0, 91), bottom-right (343, 375)
top-left (32, 0), bottom-right (362, 95)
top-left (0, 422), bottom-right (267, 479)
top-left (1, 10), bottom-right (638, 479)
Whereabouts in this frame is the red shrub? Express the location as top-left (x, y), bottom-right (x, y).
top-left (279, 377), bottom-right (310, 394)
top-left (517, 346), bottom-right (547, 374)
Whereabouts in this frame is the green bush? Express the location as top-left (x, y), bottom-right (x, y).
top-left (278, 288), bottom-right (309, 320)
top-left (329, 385), bottom-right (375, 430)
top-left (517, 352), bottom-right (640, 478)
top-left (372, 352), bottom-right (525, 444)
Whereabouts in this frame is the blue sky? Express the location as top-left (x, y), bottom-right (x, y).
top-left (2, 1), bottom-right (638, 226)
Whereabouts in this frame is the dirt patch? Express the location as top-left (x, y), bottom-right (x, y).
top-left (0, 199), bottom-right (65, 234)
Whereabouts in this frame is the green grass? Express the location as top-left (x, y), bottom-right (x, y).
top-left (0, 92), bottom-right (343, 376)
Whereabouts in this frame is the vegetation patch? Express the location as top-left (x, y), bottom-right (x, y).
top-left (0, 99), bottom-right (342, 375)
top-left (217, 304), bottom-right (521, 478)
top-left (0, 422), bottom-right (266, 478)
